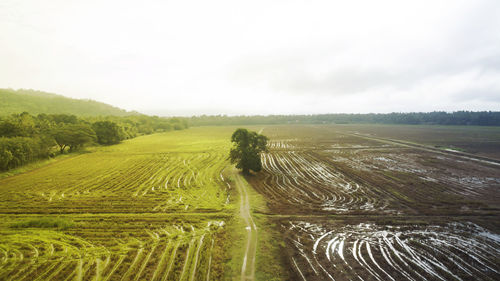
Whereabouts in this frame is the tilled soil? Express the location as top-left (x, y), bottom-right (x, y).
top-left (247, 125), bottom-right (500, 281)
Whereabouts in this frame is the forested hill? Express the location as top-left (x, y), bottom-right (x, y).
top-left (0, 88), bottom-right (136, 116)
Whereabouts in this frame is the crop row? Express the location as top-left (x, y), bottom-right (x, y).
top-left (284, 221), bottom-right (500, 281)
top-left (252, 125), bottom-right (500, 281)
top-left (0, 215), bottom-right (225, 281)
top-left (0, 128), bottom-right (235, 280)
top-left (251, 150), bottom-right (389, 213)
top-left (324, 144), bottom-right (500, 199)
top-left (251, 127), bottom-right (500, 215)
top-left (0, 150), bottom-right (230, 213)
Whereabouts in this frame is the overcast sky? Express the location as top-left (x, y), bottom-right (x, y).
top-left (1, 0), bottom-right (499, 116)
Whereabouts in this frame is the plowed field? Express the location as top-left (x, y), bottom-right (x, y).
top-left (248, 125), bottom-right (500, 281)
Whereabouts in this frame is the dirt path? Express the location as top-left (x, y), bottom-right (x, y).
top-left (233, 168), bottom-right (258, 281)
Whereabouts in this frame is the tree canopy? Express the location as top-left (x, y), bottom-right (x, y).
top-left (92, 121), bottom-right (124, 145)
top-left (229, 128), bottom-right (268, 175)
top-left (51, 124), bottom-right (96, 153)
top-left (0, 112), bottom-right (189, 171)
top-left (189, 111), bottom-right (500, 126)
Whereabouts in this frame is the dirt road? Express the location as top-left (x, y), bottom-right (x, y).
top-left (233, 168), bottom-right (258, 281)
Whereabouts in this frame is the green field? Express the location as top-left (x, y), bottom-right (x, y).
top-left (0, 127), bottom-right (233, 214)
top-left (0, 127), bottom-right (239, 280)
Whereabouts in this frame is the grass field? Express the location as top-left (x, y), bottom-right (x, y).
top-left (0, 127), bottom-right (239, 280)
top-left (0, 127), bottom-right (237, 214)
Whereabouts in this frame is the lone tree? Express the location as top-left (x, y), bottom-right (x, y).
top-left (230, 128), bottom-right (268, 175)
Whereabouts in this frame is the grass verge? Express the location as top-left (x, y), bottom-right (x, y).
top-left (224, 173), bottom-right (289, 281)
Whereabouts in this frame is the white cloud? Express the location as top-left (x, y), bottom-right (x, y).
top-left (0, 0), bottom-right (499, 115)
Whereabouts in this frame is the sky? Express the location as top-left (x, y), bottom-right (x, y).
top-left (1, 0), bottom-right (499, 116)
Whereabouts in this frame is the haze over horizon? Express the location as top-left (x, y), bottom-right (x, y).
top-left (1, 0), bottom-right (500, 116)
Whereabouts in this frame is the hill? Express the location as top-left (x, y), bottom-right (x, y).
top-left (0, 88), bottom-right (137, 116)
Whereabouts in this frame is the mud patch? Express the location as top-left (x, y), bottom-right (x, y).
top-left (284, 221), bottom-right (500, 281)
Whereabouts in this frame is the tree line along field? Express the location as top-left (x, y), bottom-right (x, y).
top-left (247, 125), bottom-right (500, 281)
top-left (0, 112), bottom-right (189, 172)
top-left (0, 126), bottom-right (238, 280)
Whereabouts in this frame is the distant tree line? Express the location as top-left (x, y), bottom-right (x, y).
top-left (189, 111), bottom-right (500, 126)
top-left (0, 112), bottom-right (188, 171)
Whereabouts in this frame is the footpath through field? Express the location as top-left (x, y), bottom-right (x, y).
top-left (232, 167), bottom-right (258, 281)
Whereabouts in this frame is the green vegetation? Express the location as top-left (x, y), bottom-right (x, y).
top-left (0, 89), bottom-right (190, 171)
top-left (11, 217), bottom-right (74, 230)
top-left (0, 214), bottom-right (227, 281)
top-left (241, 176), bottom-right (289, 281)
top-left (92, 120), bottom-right (123, 145)
top-left (254, 215), bottom-right (290, 281)
top-left (1, 119), bottom-right (497, 280)
top-left (0, 88), bottom-right (135, 116)
top-left (230, 128), bottom-right (268, 175)
top-left (223, 173), bottom-right (289, 281)
top-left (0, 127), bottom-right (238, 280)
top-left (190, 111), bottom-right (500, 126)
top-left (51, 123), bottom-right (96, 152)
top-left (0, 127), bottom-right (232, 213)
top-left (0, 112), bottom-right (188, 171)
